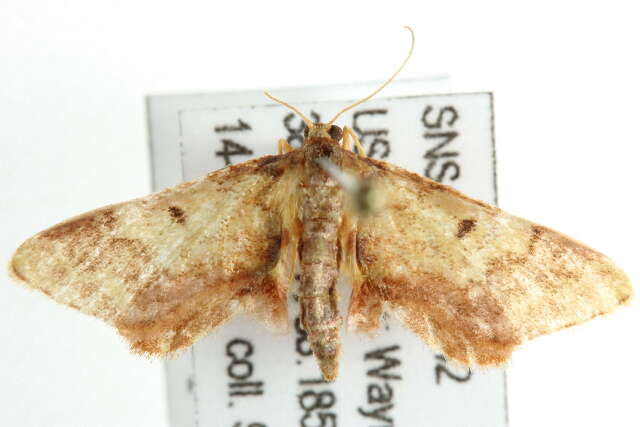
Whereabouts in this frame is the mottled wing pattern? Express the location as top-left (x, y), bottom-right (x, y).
top-left (343, 155), bottom-right (632, 366)
top-left (10, 153), bottom-right (302, 355)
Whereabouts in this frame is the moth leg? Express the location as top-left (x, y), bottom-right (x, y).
top-left (278, 138), bottom-right (295, 154)
top-left (340, 126), bottom-right (352, 151)
top-left (343, 126), bottom-right (366, 156)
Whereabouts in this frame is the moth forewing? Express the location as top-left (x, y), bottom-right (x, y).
top-left (342, 156), bottom-right (632, 366)
top-left (10, 154), bottom-right (306, 355)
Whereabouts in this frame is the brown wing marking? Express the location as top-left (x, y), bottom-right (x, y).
top-left (10, 152), bottom-right (303, 355)
top-left (342, 154), bottom-right (632, 366)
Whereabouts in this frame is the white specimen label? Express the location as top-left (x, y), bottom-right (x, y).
top-left (147, 83), bottom-right (507, 427)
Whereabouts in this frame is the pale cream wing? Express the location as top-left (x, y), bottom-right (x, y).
top-left (10, 152), bottom-right (302, 354)
top-left (343, 155), bottom-right (632, 366)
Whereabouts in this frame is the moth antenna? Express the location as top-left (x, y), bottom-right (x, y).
top-left (327, 26), bottom-right (415, 125)
top-left (264, 91), bottom-right (314, 127)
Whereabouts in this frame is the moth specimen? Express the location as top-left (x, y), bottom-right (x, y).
top-left (9, 28), bottom-right (632, 381)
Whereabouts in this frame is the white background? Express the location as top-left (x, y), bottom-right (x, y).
top-left (1, 2), bottom-right (638, 427)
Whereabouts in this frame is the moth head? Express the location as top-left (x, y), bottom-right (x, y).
top-left (303, 124), bottom-right (343, 143)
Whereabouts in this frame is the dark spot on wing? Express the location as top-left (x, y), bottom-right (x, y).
top-left (457, 219), bottom-right (477, 238)
top-left (262, 234), bottom-right (282, 271)
top-left (103, 209), bottom-right (117, 229)
top-left (168, 206), bottom-right (186, 225)
top-left (528, 226), bottom-right (544, 254)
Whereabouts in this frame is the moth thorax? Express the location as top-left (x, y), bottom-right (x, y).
top-left (305, 140), bottom-right (341, 165)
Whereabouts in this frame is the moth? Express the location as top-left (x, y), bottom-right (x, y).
top-left (9, 28), bottom-right (632, 382)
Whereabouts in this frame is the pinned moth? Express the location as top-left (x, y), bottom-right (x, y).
top-left (9, 28), bottom-right (632, 382)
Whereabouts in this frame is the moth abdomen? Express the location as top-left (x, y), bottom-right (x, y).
top-left (298, 142), bottom-right (345, 380)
